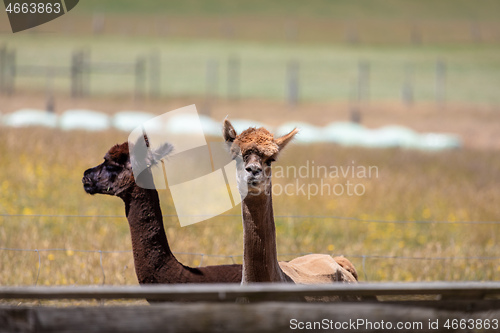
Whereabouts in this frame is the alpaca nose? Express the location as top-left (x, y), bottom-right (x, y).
top-left (246, 164), bottom-right (262, 175)
top-left (82, 174), bottom-right (93, 185)
top-left (82, 168), bottom-right (95, 184)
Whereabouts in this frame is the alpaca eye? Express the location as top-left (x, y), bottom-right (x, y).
top-left (266, 158), bottom-right (275, 166)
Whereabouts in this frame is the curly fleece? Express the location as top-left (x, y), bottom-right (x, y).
top-left (233, 127), bottom-right (279, 157)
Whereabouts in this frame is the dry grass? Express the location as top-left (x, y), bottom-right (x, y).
top-left (1, 117), bottom-right (499, 287)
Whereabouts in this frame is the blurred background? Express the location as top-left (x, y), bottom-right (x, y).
top-left (1, 0), bottom-right (499, 289)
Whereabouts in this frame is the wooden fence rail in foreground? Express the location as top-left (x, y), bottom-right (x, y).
top-left (1, 282), bottom-right (500, 302)
top-left (1, 283), bottom-right (500, 333)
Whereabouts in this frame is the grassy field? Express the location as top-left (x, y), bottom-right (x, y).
top-left (1, 0), bottom-right (499, 105)
top-left (1, 34), bottom-right (500, 104)
top-left (0, 0), bottom-right (499, 292)
top-left (0, 124), bottom-right (499, 287)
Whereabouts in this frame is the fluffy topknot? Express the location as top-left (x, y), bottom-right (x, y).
top-left (233, 127), bottom-right (279, 157)
top-left (107, 142), bottom-right (130, 164)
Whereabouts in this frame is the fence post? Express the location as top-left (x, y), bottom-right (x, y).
top-left (0, 45), bottom-right (5, 93)
top-left (435, 59), bottom-right (446, 107)
top-left (83, 49), bottom-right (91, 97)
top-left (45, 68), bottom-right (55, 113)
top-left (350, 61), bottom-right (369, 123)
top-left (206, 59), bottom-right (218, 98)
top-left (204, 59), bottom-right (219, 115)
top-left (286, 60), bottom-right (299, 109)
top-left (70, 51), bottom-right (76, 98)
top-left (349, 80), bottom-right (362, 123)
top-left (6, 49), bottom-right (16, 95)
top-left (227, 55), bottom-right (240, 100)
top-left (135, 56), bottom-right (146, 101)
top-left (357, 60), bottom-right (370, 103)
top-left (71, 50), bottom-right (83, 98)
top-left (149, 50), bottom-right (161, 99)
top-left (402, 63), bottom-right (414, 107)
top-left (349, 105), bottom-right (361, 123)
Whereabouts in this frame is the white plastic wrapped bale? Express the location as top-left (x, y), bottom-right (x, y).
top-left (419, 133), bottom-right (462, 150)
top-left (165, 113), bottom-right (222, 136)
top-left (112, 111), bottom-right (157, 132)
top-left (323, 122), bottom-right (368, 146)
top-left (364, 125), bottom-right (422, 149)
top-left (60, 110), bottom-right (110, 131)
top-left (276, 122), bottom-right (323, 144)
top-left (2, 109), bottom-right (58, 128)
top-left (199, 115), bottom-right (223, 137)
top-left (322, 122), bottom-right (461, 150)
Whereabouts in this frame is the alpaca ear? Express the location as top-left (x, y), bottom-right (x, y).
top-left (130, 137), bottom-right (147, 170)
top-left (130, 137), bottom-right (173, 171)
top-left (223, 118), bottom-right (237, 143)
top-left (147, 142), bottom-right (174, 166)
top-left (275, 128), bottom-right (299, 152)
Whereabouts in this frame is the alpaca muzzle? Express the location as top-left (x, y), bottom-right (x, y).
top-left (82, 168), bottom-right (98, 194)
top-left (82, 177), bottom-right (96, 194)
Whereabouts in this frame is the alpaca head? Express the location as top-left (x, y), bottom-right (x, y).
top-left (82, 140), bottom-right (173, 198)
top-left (223, 119), bottom-right (298, 196)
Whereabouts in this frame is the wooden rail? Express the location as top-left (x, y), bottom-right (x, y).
top-left (1, 283), bottom-right (500, 333)
top-left (1, 282), bottom-right (500, 302)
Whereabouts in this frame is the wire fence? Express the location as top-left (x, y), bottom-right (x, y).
top-left (2, 213), bottom-right (500, 224)
top-left (1, 246), bottom-right (500, 287)
top-left (1, 212), bottom-right (500, 285)
top-left (2, 45), bottom-right (500, 107)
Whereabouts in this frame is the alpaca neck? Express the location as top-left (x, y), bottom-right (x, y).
top-left (122, 186), bottom-right (180, 284)
top-left (241, 184), bottom-right (290, 283)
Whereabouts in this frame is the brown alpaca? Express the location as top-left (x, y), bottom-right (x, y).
top-left (223, 119), bottom-right (358, 285)
top-left (82, 141), bottom-right (242, 284)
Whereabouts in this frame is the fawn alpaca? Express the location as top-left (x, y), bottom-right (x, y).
top-left (223, 119), bottom-right (358, 285)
